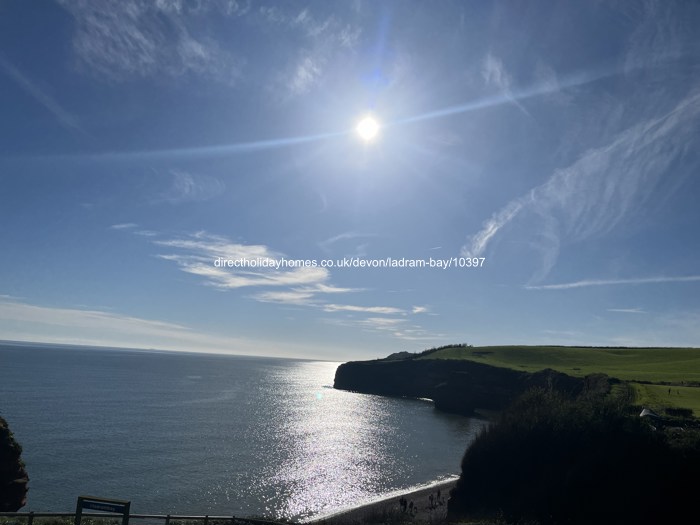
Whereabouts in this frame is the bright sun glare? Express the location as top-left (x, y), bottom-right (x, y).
top-left (356, 115), bottom-right (380, 141)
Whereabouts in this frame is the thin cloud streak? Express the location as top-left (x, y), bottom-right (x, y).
top-left (323, 304), bottom-right (404, 314)
top-left (527, 275), bottom-right (700, 290)
top-left (0, 54), bottom-right (83, 133)
top-left (319, 231), bottom-right (378, 251)
top-left (253, 290), bottom-right (317, 306)
top-left (251, 284), bottom-right (360, 306)
top-left (395, 64), bottom-right (618, 126)
top-left (0, 297), bottom-right (189, 337)
top-left (323, 316), bottom-right (443, 342)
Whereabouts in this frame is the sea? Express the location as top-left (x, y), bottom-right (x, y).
top-left (0, 343), bottom-right (487, 521)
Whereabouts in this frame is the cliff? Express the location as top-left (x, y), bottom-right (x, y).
top-left (333, 357), bottom-right (593, 416)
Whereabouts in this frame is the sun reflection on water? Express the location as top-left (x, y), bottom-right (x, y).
top-left (247, 361), bottom-right (485, 521)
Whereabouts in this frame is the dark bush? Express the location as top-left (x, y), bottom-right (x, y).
top-left (0, 416), bottom-right (29, 511)
top-left (448, 388), bottom-right (700, 525)
top-left (664, 407), bottom-right (693, 418)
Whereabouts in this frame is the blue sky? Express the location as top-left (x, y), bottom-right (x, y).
top-left (1, 0), bottom-right (700, 360)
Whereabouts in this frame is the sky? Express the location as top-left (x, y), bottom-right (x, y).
top-left (1, 0), bottom-right (700, 360)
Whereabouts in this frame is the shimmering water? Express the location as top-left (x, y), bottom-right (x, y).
top-left (0, 344), bottom-right (486, 521)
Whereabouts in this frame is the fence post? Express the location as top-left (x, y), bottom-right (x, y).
top-left (204, 515), bottom-right (209, 525)
top-left (28, 512), bottom-right (34, 525)
top-left (165, 515), bottom-right (171, 525)
top-left (75, 498), bottom-right (84, 525)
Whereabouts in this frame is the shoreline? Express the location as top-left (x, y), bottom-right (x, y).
top-left (305, 478), bottom-right (457, 524)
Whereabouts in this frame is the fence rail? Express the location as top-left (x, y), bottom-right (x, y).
top-left (0, 513), bottom-right (289, 525)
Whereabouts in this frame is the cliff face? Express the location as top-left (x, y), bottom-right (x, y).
top-left (333, 358), bottom-right (587, 416)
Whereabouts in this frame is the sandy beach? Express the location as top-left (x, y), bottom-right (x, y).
top-left (307, 480), bottom-right (457, 525)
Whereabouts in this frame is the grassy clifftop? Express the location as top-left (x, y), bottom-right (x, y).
top-left (418, 345), bottom-right (700, 416)
top-left (419, 345), bottom-right (700, 382)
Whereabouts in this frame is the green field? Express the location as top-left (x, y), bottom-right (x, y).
top-left (421, 345), bottom-right (700, 416)
top-left (421, 345), bottom-right (700, 383)
top-left (631, 383), bottom-right (700, 416)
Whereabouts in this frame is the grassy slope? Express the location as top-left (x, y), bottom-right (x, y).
top-left (420, 345), bottom-right (700, 415)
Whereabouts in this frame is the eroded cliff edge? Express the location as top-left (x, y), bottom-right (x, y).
top-left (333, 357), bottom-right (604, 416)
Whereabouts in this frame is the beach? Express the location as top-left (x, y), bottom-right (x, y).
top-left (307, 480), bottom-right (457, 525)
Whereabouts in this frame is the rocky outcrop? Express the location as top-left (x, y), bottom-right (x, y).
top-left (333, 358), bottom-right (589, 416)
top-left (0, 415), bottom-right (29, 511)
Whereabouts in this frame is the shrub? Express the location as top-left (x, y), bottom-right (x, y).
top-left (0, 416), bottom-right (29, 511)
top-left (448, 388), bottom-right (700, 525)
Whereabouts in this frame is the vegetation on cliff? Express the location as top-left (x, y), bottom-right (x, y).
top-left (447, 388), bottom-right (700, 524)
top-left (0, 415), bottom-right (29, 511)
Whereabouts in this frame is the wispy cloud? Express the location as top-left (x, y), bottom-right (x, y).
top-left (57, 0), bottom-right (244, 83)
top-left (319, 232), bottom-right (378, 260)
top-left (527, 275), bottom-right (700, 290)
top-left (251, 283), bottom-right (359, 306)
top-left (253, 290), bottom-right (318, 306)
top-left (0, 297), bottom-right (185, 335)
top-left (462, 200), bottom-right (524, 258)
top-left (110, 223), bottom-right (138, 230)
top-left (319, 231), bottom-right (377, 251)
top-left (157, 170), bottom-right (225, 204)
top-left (0, 54), bottom-right (83, 133)
top-left (482, 53), bottom-right (531, 117)
top-left (118, 228), bottom-right (432, 340)
top-left (482, 53), bottom-right (511, 91)
top-left (141, 231), bottom-right (369, 308)
top-left (608, 308), bottom-right (646, 314)
top-left (360, 317), bottom-right (405, 329)
top-left (289, 55), bottom-right (323, 96)
top-left (462, 89), bottom-right (700, 281)
top-left (542, 329), bottom-right (583, 337)
top-left (259, 6), bottom-right (362, 97)
top-left (323, 304), bottom-right (405, 314)
top-left (359, 317), bottom-right (443, 342)
top-left (324, 315), bottom-right (443, 342)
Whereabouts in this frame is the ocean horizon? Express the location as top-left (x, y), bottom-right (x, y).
top-left (0, 343), bottom-right (486, 521)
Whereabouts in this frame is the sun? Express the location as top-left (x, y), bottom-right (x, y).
top-left (356, 115), bottom-right (380, 142)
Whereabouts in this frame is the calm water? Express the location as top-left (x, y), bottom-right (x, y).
top-left (0, 344), bottom-right (486, 521)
